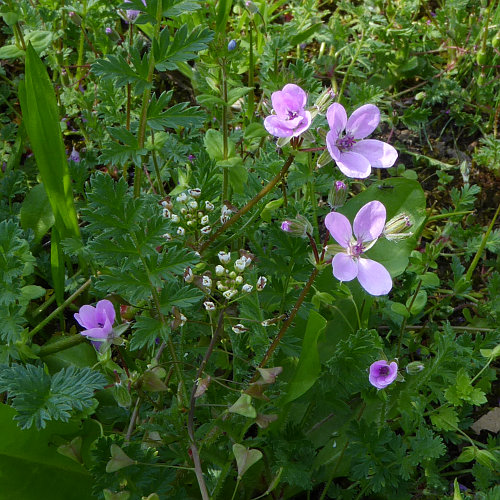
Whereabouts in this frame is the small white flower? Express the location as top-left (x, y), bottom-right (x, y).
top-left (234, 259), bottom-right (246, 272)
top-left (189, 188), bottom-right (202, 198)
top-left (184, 267), bottom-right (194, 283)
top-left (205, 201), bottom-right (214, 211)
top-left (257, 276), bottom-right (267, 291)
top-left (223, 289), bottom-right (238, 300)
top-left (232, 324), bottom-right (248, 334)
top-left (189, 200), bottom-right (198, 209)
top-left (201, 215), bottom-right (209, 225)
top-left (202, 276), bottom-right (212, 288)
top-left (235, 275), bottom-right (243, 284)
top-left (180, 208), bottom-right (187, 215)
top-left (217, 281), bottom-right (228, 291)
top-left (186, 220), bottom-right (195, 226)
top-left (176, 193), bottom-right (188, 203)
top-left (261, 319), bottom-right (272, 327)
top-left (204, 301), bottom-right (216, 311)
top-left (177, 227), bottom-right (185, 236)
top-left (218, 251), bottom-right (231, 264)
top-left (171, 214), bottom-right (179, 223)
top-left (163, 233), bottom-right (172, 241)
top-left (242, 284), bottom-right (253, 293)
top-left (200, 225), bottom-right (212, 234)
top-left (215, 265), bottom-right (225, 276)
top-left (161, 201), bottom-right (168, 207)
top-left (162, 208), bottom-right (171, 218)
top-left (179, 313), bottom-right (187, 326)
top-left (220, 214), bottom-right (230, 224)
top-left (240, 255), bottom-right (252, 267)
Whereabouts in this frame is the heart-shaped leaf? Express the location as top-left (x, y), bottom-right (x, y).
top-left (232, 443), bottom-right (263, 479)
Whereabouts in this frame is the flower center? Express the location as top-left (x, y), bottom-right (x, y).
top-left (379, 366), bottom-right (389, 376)
top-left (336, 133), bottom-right (356, 152)
top-left (348, 240), bottom-right (364, 258)
top-left (287, 110), bottom-right (299, 120)
top-left (97, 322), bottom-right (104, 328)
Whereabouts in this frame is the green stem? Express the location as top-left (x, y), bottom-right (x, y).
top-left (200, 153), bottom-right (295, 253)
top-left (38, 334), bottom-right (86, 357)
top-left (221, 60), bottom-right (229, 201)
top-left (230, 479), bottom-right (241, 500)
top-left (337, 29), bottom-right (364, 102)
top-left (396, 278), bottom-right (423, 358)
top-left (133, 0), bottom-right (162, 198)
top-left (465, 201), bottom-right (500, 281)
top-left (247, 21), bottom-right (255, 122)
top-left (28, 278), bottom-right (92, 338)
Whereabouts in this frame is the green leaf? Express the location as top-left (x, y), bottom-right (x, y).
top-left (0, 403), bottom-right (95, 500)
top-left (20, 183), bottom-right (55, 244)
top-left (227, 86), bottom-right (253, 107)
top-left (147, 91), bottom-right (204, 130)
top-left (228, 394), bottom-right (256, 418)
top-left (159, 282), bottom-right (203, 311)
top-left (284, 310), bottom-right (327, 404)
top-left (232, 443), bottom-right (262, 479)
top-left (204, 129), bottom-right (235, 161)
top-left (130, 316), bottom-right (169, 351)
top-left (453, 478), bottom-right (464, 500)
top-left (106, 444), bottom-right (136, 472)
top-left (457, 446), bottom-right (476, 463)
top-left (0, 364), bottom-right (106, 429)
top-left (430, 406), bottom-right (459, 431)
top-left (0, 31), bottom-right (53, 58)
top-left (244, 122), bottom-right (268, 139)
top-left (215, 0), bottom-right (232, 34)
top-left (101, 127), bottom-right (148, 165)
top-left (391, 302), bottom-right (410, 318)
top-left (407, 289), bottom-right (427, 315)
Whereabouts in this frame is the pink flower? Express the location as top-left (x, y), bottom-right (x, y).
top-left (264, 84), bottom-right (312, 138)
top-left (74, 300), bottom-right (116, 339)
top-left (326, 103), bottom-right (398, 178)
top-left (369, 360), bottom-right (398, 389)
top-left (325, 200), bottom-right (392, 296)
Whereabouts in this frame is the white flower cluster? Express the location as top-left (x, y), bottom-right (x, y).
top-left (161, 189), bottom-right (215, 240)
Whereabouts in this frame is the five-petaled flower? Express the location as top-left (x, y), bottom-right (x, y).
top-left (74, 299), bottom-right (116, 339)
top-left (325, 200), bottom-right (392, 296)
top-left (326, 103), bottom-right (398, 178)
top-left (369, 360), bottom-right (398, 389)
top-left (264, 84), bottom-right (312, 138)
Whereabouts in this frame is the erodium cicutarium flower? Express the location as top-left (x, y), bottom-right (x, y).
top-left (74, 300), bottom-right (116, 339)
top-left (325, 200), bottom-right (392, 296)
top-left (326, 103), bottom-right (398, 179)
top-left (369, 360), bottom-right (398, 389)
top-left (264, 84), bottom-right (312, 138)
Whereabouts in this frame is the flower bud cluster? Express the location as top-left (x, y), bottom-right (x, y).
top-left (161, 188), bottom-right (215, 240)
top-left (280, 214), bottom-right (313, 238)
top-left (382, 213), bottom-right (413, 241)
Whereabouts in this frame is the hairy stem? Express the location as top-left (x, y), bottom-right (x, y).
top-left (200, 153), bottom-right (295, 253)
top-left (38, 334), bottom-right (86, 357)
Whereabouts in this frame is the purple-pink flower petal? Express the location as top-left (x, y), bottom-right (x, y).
top-left (282, 83), bottom-right (307, 108)
top-left (369, 360), bottom-right (398, 389)
top-left (326, 103), bottom-right (347, 136)
top-left (96, 299), bottom-right (116, 325)
top-left (346, 104), bottom-right (380, 139)
top-left (357, 258), bottom-right (392, 296)
top-left (264, 115), bottom-right (297, 137)
top-left (353, 200), bottom-right (386, 243)
top-left (74, 305), bottom-right (98, 329)
top-left (79, 326), bottom-right (112, 339)
top-left (352, 139), bottom-right (398, 168)
top-left (326, 130), bottom-right (341, 161)
top-left (332, 253), bottom-right (358, 282)
top-left (324, 212), bottom-right (352, 248)
top-left (336, 151), bottom-right (372, 179)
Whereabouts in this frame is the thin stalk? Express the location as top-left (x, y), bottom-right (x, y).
top-left (247, 20), bottom-right (255, 122)
top-left (221, 60), bottom-right (229, 201)
top-left (133, 0), bottom-right (162, 198)
top-left (151, 131), bottom-right (166, 197)
top-left (28, 278), bottom-right (92, 338)
top-left (38, 334), bottom-right (86, 357)
top-left (465, 201), bottom-right (500, 281)
top-left (200, 153), bottom-right (295, 253)
top-left (125, 396), bottom-right (142, 443)
top-left (337, 30), bottom-right (364, 102)
top-left (258, 266), bottom-right (319, 369)
top-left (188, 312), bottom-right (225, 500)
top-left (75, 0), bottom-right (87, 81)
top-left (396, 279), bottom-right (423, 358)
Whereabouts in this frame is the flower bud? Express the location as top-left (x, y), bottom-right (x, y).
top-left (69, 146), bottom-right (80, 163)
top-left (256, 276), bottom-right (267, 290)
top-left (105, 27), bottom-right (120, 42)
top-left (176, 193), bottom-right (188, 203)
top-left (189, 200), bottom-right (198, 209)
top-left (184, 267), bottom-right (194, 283)
top-left (235, 275), bottom-right (243, 284)
top-left (223, 289), bottom-right (238, 300)
top-left (68, 11), bottom-right (82, 26)
top-left (227, 39), bottom-right (237, 51)
top-left (162, 233), bottom-right (172, 240)
top-left (316, 149), bottom-right (332, 169)
top-left (328, 180), bottom-right (348, 209)
top-left (232, 324), bottom-right (248, 334)
top-left (242, 284), bottom-right (253, 293)
top-left (180, 208), bottom-right (187, 215)
top-left (201, 215), bottom-right (209, 225)
top-left (215, 265), bottom-right (225, 276)
top-left (383, 213), bottom-right (413, 241)
top-left (189, 188), bottom-right (201, 198)
top-left (245, 0), bottom-right (259, 13)
top-left (405, 361), bottom-right (425, 375)
top-left (162, 197), bottom-right (173, 210)
top-left (280, 214), bottom-right (313, 238)
top-left (217, 281), bottom-right (228, 291)
top-left (310, 88), bottom-right (336, 119)
top-left (171, 214), bottom-right (179, 223)
top-left (234, 259), bottom-right (246, 272)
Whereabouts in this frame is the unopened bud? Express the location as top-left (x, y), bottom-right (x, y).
top-left (383, 213), bottom-right (413, 241)
top-left (189, 200), bottom-right (198, 209)
top-left (316, 149), bottom-right (332, 169)
top-left (68, 11), bottom-right (82, 26)
top-left (171, 214), bottom-right (179, 223)
top-left (215, 265), bottom-right (225, 276)
top-left (256, 276), bottom-right (267, 290)
top-left (406, 361), bottom-right (425, 374)
top-left (235, 275), bottom-right (243, 284)
top-left (280, 214), bottom-right (313, 238)
top-left (227, 39), bottom-right (237, 51)
top-left (311, 88), bottom-right (336, 118)
top-left (242, 284), bottom-right (253, 293)
top-left (218, 251), bottom-right (231, 264)
top-left (245, 0), bottom-right (259, 14)
top-left (328, 180), bottom-right (348, 209)
top-left (105, 27), bottom-right (120, 42)
top-left (234, 259), bottom-right (246, 272)
top-left (184, 267), bottom-right (194, 283)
